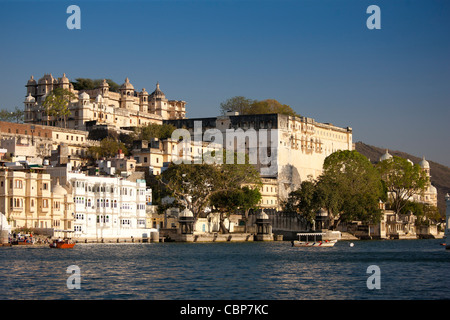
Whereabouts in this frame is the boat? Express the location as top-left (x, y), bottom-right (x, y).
top-left (292, 232), bottom-right (337, 247)
top-left (49, 239), bottom-right (75, 249)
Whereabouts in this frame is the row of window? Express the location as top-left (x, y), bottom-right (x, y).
top-left (5, 127), bottom-right (49, 137)
top-left (1, 180), bottom-right (48, 190)
top-left (9, 198), bottom-right (51, 208)
top-left (74, 197), bottom-right (146, 210)
top-left (73, 181), bottom-right (145, 196)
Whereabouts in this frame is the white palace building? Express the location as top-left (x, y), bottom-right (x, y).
top-left (46, 164), bottom-right (155, 241)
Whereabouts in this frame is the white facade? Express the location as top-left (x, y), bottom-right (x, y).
top-left (47, 164), bottom-right (155, 240)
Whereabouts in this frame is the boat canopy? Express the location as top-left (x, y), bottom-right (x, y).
top-left (297, 233), bottom-right (326, 236)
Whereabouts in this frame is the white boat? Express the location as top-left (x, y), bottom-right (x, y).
top-left (292, 232), bottom-right (337, 247)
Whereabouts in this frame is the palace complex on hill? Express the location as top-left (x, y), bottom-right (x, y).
top-left (0, 73), bottom-right (442, 242)
top-left (24, 73), bottom-right (186, 130)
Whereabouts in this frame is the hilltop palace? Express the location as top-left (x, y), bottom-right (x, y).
top-left (24, 73), bottom-right (186, 130)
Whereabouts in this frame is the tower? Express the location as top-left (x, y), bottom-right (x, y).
top-left (149, 82), bottom-right (168, 118)
top-left (59, 73), bottom-right (70, 90)
top-left (119, 77), bottom-right (135, 110)
top-left (99, 79), bottom-right (110, 97)
top-left (26, 75), bottom-right (37, 96)
top-left (139, 88), bottom-right (149, 113)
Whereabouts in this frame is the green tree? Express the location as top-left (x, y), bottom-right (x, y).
top-left (135, 123), bottom-right (176, 141)
top-left (159, 150), bottom-right (261, 226)
top-left (88, 137), bottom-right (128, 160)
top-left (0, 107), bottom-right (24, 123)
top-left (159, 163), bottom-right (222, 221)
top-left (284, 180), bottom-right (323, 225)
top-left (318, 150), bottom-right (385, 226)
top-left (0, 109), bottom-right (14, 122)
top-left (72, 78), bottom-right (120, 92)
top-left (42, 88), bottom-right (76, 128)
top-left (377, 156), bottom-right (429, 214)
top-left (210, 186), bottom-right (261, 233)
top-left (220, 96), bottom-right (300, 117)
top-left (237, 186), bottom-right (262, 232)
top-left (220, 96), bottom-right (254, 115)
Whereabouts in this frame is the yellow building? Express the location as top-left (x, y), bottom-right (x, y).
top-left (0, 168), bottom-right (74, 238)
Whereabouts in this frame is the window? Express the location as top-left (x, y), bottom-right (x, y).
top-left (42, 199), bottom-right (49, 208)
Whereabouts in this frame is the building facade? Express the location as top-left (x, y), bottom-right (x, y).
top-left (166, 112), bottom-right (354, 205)
top-left (46, 164), bottom-right (155, 241)
top-left (0, 168), bottom-right (74, 238)
top-left (24, 74), bottom-right (186, 131)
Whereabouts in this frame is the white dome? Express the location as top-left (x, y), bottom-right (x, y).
top-left (430, 185), bottom-right (437, 194)
top-left (79, 92), bottom-right (90, 100)
top-left (25, 93), bottom-right (35, 102)
top-left (52, 179), bottom-right (67, 196)
top-left (179, 208), bottom-right (193, 218)
top-left (379, 149), bottom-right (393, 162)
top-left (59, 73), bottom-right (70, 84)
top-left (419, 156), bottom-right (430, 169)
top-left (257, 210), bottom-right (269, 220)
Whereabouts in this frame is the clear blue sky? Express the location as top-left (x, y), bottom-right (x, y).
top-left (1, 0), bottom-right (449, 166)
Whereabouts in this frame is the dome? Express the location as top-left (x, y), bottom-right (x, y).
top-left (139, 88), bottom-right (149, 96)
top-left (100, 79), bottom-right (109, 88)
top-left (27, 75), bottom-right (37, 86)
top-left (256, 210), bottom-right (269, 220)
top-left (52, 179), bottom-right (68, 196)
top-left (59, 73), bottom-right (69, 84)
top-left (430, 185), bottom-right (437, 194)
top-left (179, 208), bottom-right (193, 218)
top-left (79, 92), bottom-right (90, 100)
top-left (25, 93), bottom-right (35, 103)
top-left (379, 149), bottom-right (393, 162)
top-left (150, 82), bottom-right (165, 99)
top-left (419, 156), bottom-right (430, 169)
top-left (120, 77), bottom-right (134, 90)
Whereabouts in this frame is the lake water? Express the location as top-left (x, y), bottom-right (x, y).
top-left (0, 239), bottom-right (449, 300)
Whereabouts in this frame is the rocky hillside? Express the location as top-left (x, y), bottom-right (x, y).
top-left (355, 142), bottom-right (449, 216)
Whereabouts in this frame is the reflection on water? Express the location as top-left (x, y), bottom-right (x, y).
top-left (0, 239), bottom-right (449, 300)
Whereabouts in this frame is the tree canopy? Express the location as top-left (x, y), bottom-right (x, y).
top-left (284, 150), bottom-right (386, 227)
top-left (71, 78), bottom-right (120, 92)
top-left (318, 150), bottom-right (385, 225)
top-left (0, 107), bottom-right (24, 123)
top-left (220, 96), bottom-right (300, 117)
top-left (158, 150), bottom-right (262, 226)
top-left (88, 137), bottom-right (128, 159)
top-left (134, 123), bottom-right (177, 141)
top-left (377, 155), bottom-right (429, 214)
top-left (42, 87), bottom-right (76, 128)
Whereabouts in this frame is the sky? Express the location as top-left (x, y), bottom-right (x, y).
top-left (0, 0), bottom-right (449, 166)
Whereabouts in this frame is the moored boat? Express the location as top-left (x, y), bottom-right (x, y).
top-left (292, 232), bottom-right (337, 247)
top-left (49, 239), bottom-right (75, 249)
